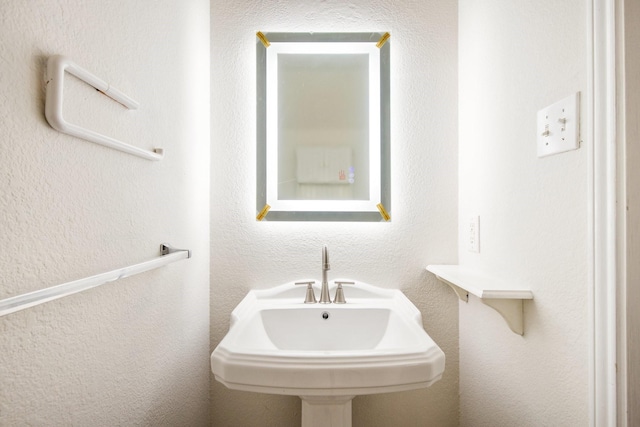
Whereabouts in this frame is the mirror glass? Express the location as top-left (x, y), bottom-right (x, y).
top-left (257, 32), bottom-right (390, 221)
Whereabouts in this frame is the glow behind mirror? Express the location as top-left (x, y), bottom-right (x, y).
top-left (257, 33), bottom-right (390, 221)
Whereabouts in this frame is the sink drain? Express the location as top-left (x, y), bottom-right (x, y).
top-left (321, 311), bottom-right (330, 320)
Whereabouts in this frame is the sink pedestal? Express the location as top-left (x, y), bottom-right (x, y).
top-left (300, 395), bottom-right (355, 427)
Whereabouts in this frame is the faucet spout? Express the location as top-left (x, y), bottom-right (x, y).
top-left (319, 246), bottom-right (331, 303)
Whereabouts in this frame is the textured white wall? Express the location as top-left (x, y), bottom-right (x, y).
top-left (458, 0), bottom-right (589, 425)
top-left (210, 0), bottom-right (459, 425)
top-left (0, 1), bottom-right (210, 425)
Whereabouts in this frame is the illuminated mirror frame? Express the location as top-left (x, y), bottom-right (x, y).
top-left (256, 32), bottom-right (390, 221)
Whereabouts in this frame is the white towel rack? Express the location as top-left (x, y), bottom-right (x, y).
top-left (44, 55), bottom-right (164, 161)
top-left (0, 244), bottom-right (190, 317)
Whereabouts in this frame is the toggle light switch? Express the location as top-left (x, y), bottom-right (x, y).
top-left (536, 92), bottom-right (580, 158)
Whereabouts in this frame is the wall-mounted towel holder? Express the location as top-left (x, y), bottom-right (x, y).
top-left (44, 55), bottom-right (163, 161)
top-left (0, 244), bottom-right (190, 317)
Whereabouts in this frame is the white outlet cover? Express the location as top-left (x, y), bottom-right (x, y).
top-left (537, 92), bottom-right (580, 158)
top-left (468, 216), bottom-right (480, 253)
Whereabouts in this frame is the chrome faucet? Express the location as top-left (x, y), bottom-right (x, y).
top-left (319, 246), bottom-right (331, 304)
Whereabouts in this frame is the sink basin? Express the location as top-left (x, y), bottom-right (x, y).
top-left (261, 307), bottom-right (395, 351)
top-left (211, 280), bottom-right (445, 426)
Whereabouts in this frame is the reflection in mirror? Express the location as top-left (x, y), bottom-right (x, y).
top-left (257, 32), bottom-right (390, 221)
top-left (278, 54), bottom-right (369, 201)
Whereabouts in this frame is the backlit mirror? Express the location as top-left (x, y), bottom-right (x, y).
top-left (256, 32), bottom-right (390, 221)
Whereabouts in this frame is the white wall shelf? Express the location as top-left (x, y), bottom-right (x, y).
top-left (426, 264), bottom-right (533, 335)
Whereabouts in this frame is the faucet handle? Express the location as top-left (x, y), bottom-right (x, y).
top-left (295, 281), bottom-right (317, 304)
top-left (333, 281), bottom-right (355, 304)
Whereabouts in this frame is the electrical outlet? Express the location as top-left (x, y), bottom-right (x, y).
top-left (468, 216), bottom-right (480, 253)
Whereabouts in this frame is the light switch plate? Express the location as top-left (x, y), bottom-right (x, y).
top-left (537, 92), bottom-right (580, 158)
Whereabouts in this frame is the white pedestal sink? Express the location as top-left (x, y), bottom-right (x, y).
top-left (211, 280), bottom-right (445, 427)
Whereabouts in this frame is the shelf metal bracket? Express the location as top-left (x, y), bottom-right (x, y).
top-left (435, 276), bottom-right (469, 302)
top-left (481, 298), bottom-right (525, 336)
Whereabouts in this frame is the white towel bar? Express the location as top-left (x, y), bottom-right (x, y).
top-left (0, 244), bottom-right (190, 317)
top-left (44, 55), bottom-right (163, 161)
